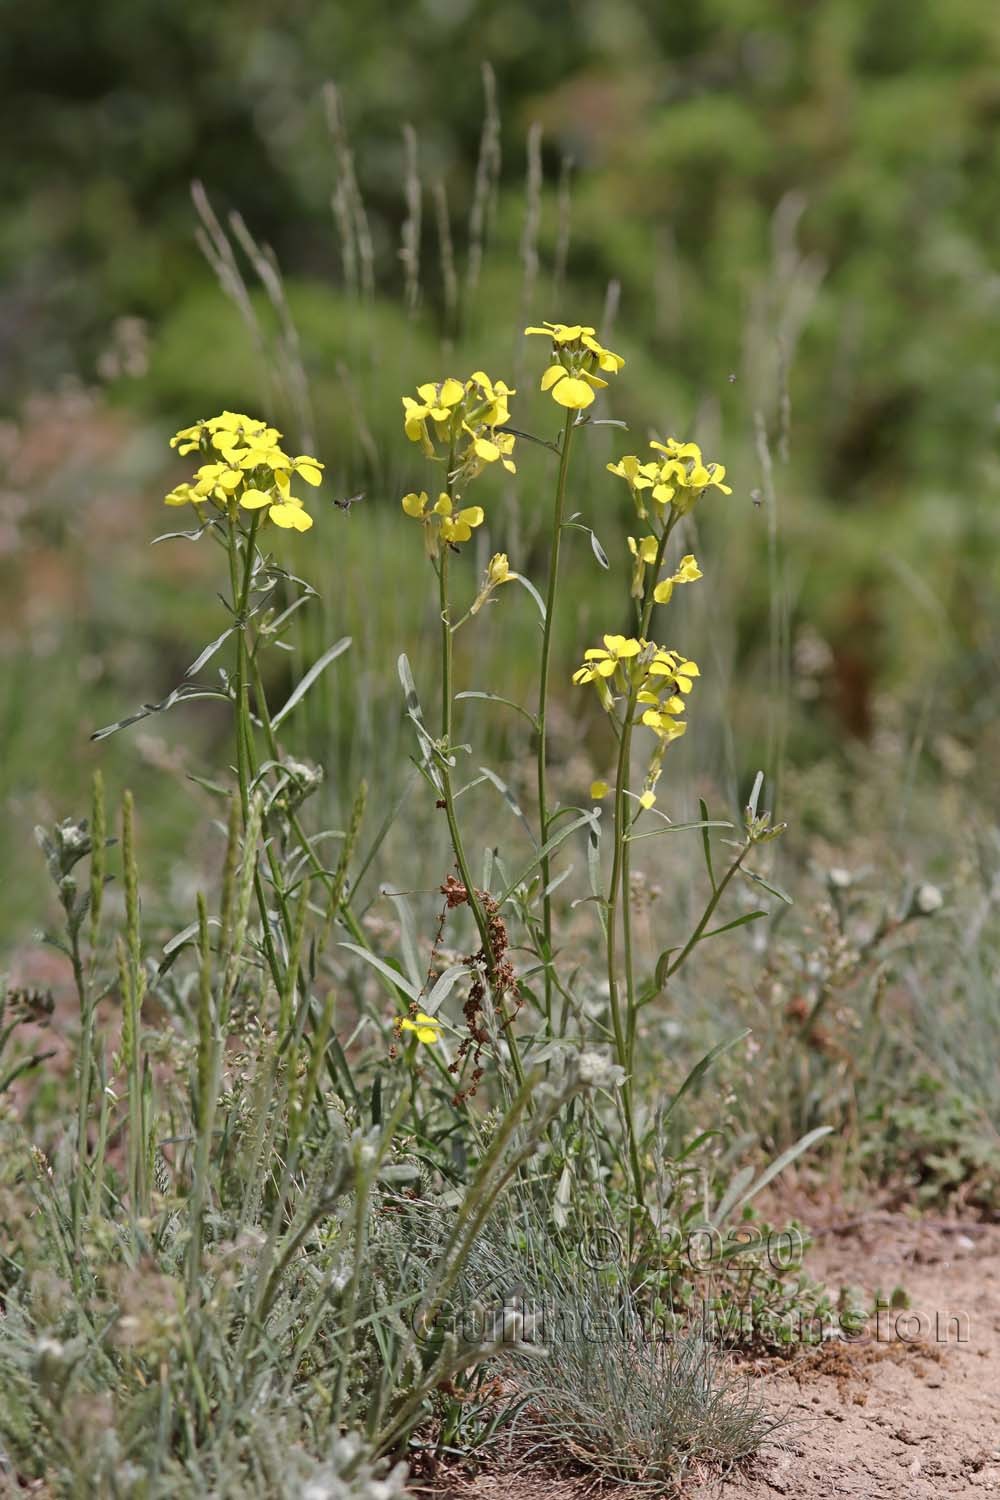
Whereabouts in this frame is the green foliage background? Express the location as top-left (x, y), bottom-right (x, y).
top-left (2, 0), bottom-right (998, 938)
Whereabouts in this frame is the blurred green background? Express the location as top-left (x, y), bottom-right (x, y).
top-left (2, 0), bottom-right (998, 944)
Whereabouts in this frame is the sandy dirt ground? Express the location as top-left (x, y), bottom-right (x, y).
top-left (422, 1214), bottom-right (1000, 1500)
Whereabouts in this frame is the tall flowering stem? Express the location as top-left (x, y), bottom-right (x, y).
top-left (605, 683), bottom-right (645, 1202)
top-left (576, 435), bottom-right (729, 1205)
top-left (437, 540), bottom-right (527, 1092)
top-left (623, 513), bottom-right (679, 1064)
top-left (535, 409), bottom-right (575, 1024)
top-left (401, 374), bottom-right (527, 1090)
top-left (163, 411), bottom-right (324, 995)
top-left (524, 322), bottom-right (625, 1022)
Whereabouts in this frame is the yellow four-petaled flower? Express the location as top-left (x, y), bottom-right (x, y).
top-left (398, 1012), bottom-right (444, 1045)
top-left (525, 321), bottom-right (625, 410)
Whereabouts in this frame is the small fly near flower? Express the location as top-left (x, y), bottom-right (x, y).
top-left (333, 492), bottom-right (365, 513)
top-left (750, 489), bottom-right (763, 509)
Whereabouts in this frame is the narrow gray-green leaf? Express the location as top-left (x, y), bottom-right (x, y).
top-left (626, 819), bottom-right (733, 843)
top-left (426, 963), bottom-right (474, 1011)
top-left (701, 910), bottom-right (768, 941)
top-left (383, 888), bottom-right (423, 992)
top-left (713, 1126), bottom-right (832, 1225)
top-left (338, 942), bottom-right (418, 1002)
top-left (499, 810), bottom-right (599, 903)
top-left (455, 691), bottom-right (538, 729)
top-left (660, 1031), bottom-right (751, 1127)
top-left (272, 636), bottom-right (352, 728)
top-left (513, 573), bottom-right (546, 621)
top-left (741, 866), bottom-right (793, 905)
top-left (478, 767), bottom-right (537, 848)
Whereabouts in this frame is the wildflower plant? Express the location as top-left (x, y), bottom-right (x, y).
top-left (11, 293), bottom-right (812, 1493)
top-left (394, 322), bottom-right (789, 1212)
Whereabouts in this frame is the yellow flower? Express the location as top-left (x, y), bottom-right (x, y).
top-left (647, 650), bottom-right (700, 693)
top-left (639, 790), bottom-right (657, 810)
top-left (402, 397), bottom-right (437, 455)
top-left (437, 494), bottom-right (485, 543)
top-left (689, 462), bottom-right (732, 494)
top-left (608, 455), bottom-right (658, 489)
top-left (640, 707), bottom-right (688, 745)
top-left (400, 490), bottom-right (485, 555)
top-left (572, 634), bottom-right (643, 712)
top-left (653, 553), bottom-right (703, 605)
top-left (526, 321), bottom-right (624, 409)
top-left (467, 370), bottom-right (516, 428)
top-left (234, 429), bottom-right (287, 469)
top-left (240, 487), bottom-right (314, 531)
top-left (572, 633), bottom-right (643, 683)
top-left (401, 490), bottom-right (431, 518)
top-left (399, 1011), bottom-right (444, 1045)
top-left (169, 423), bottom-right (206, 457)
top-left (487, 552), bottom-right (515, 585)
top-left (590, 780), bottom-right (609, 800)
top-left (418, 378), bottom-right (466, 414)
top-left (164, 482), bottom-right (199, 507)
top-left (627, 534), bottom-right (660, 597)
top-left (193, 463), bottom-right (244, 502)
top-left (470, 552), bottom-right (519, 615)
top-left (540, 366), bottom-right (600, 410)
top-left (649, 438), bottom-right (703, 463)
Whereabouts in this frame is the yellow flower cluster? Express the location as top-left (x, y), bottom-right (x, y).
top-left (627, 539), bottom-right (703, 602)
top-left (608, 438), bottom-right (731, 519)
top-left (402, 372), bottom-right (516, 479)
top-left (525, 321), bottom-right (624, 409)
top-left (165, 411), bottom-right (322, 532)
top-left (572, 633), bottom-right (699, 745)
top-left (401, 490), bottom-right (486, 557)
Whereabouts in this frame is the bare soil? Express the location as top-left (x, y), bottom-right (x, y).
top-left (423, 1215), bottom-right (1000, 1500)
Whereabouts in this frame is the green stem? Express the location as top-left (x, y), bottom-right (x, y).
top-left (606, 691), bottom-right (644, 1206)
top-left (70, 931), bottom-right (93, 1255)
top-left (226, 513), bottom-right (285, 994)
top-left (438, 547), bottom-right (526, 1092)
top-left (536, 410), bottom-right (576, 1026)
top-left (665, 846), bottom-right (750, 983)
top-left (623, 514), bottom-right (680, 1065)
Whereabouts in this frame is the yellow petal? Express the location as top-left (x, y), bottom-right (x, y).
top-left (551, 376), bottom-right (594, 409)
top-left (590, 780), bottom-right (609, 800)
top-left (293, 458), bottom-right (324, 486)
top-left (540, 364), bottom-right (565, 391)
top-left (270, 503), bottom-right (313, 531)
top-left (164, 484), bottom-right (194, 506)
top-left (240, 488), bottom-right (272, 510)
top-left (401, 491), bottom-right (428, 517)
